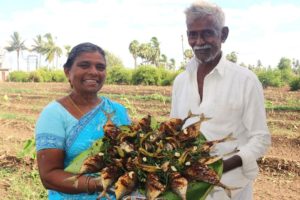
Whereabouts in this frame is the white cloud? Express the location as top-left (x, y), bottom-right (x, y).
top-left (224, 2), bottom-right (300, 67)
top-left (1, 0), bottom-right (299, 70)
top-left (0, 0), bottom-right (193, 70)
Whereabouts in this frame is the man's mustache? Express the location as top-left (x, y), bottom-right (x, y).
top-left (193, 45), bottom-right (212, 51)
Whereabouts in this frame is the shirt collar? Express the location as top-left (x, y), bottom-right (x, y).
top-left (186, 53), bottom-right (226, 77)
top-left (211, 53), bottom-right (226, 77)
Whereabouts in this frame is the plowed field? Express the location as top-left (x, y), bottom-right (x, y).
top-left (0, 82), bottom-right (299, 200)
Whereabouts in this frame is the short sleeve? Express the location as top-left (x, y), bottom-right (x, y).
top-left (35, 101), bottom-right (66, 151)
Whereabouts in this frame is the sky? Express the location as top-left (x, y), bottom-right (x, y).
top-left (0, 0), bottom-right (300, 71)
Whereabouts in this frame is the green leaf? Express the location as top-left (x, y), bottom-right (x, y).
top-left (150, 116), bottom-right (158, 130)
top-left (160, 160), bottom-right (223, 200)
top-left (18, 139), bottom-right (36, 159)
top-left (119, 125), bottom-right (132, 134)
top-left (64, 139), bottom-right (103, 173)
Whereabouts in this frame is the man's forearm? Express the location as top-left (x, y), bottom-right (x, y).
top-left (223, 155), bottom-right (243, 173)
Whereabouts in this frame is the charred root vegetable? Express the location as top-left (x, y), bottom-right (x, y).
top-left (65, 111), bottom-right (238, 200)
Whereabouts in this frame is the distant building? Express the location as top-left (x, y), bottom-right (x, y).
top-left (0, 68), bottom-right (9, 82)
top-left (0, 48), bottom-right (9, 82)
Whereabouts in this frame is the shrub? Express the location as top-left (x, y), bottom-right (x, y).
top-left (9, 68), bottom-right (67, 83)
top-left (280, 69), bottom-right (295, 85)
top-left (255, 69), bottom-right (283, 88)
top-left (106, 66), bottom-right (132, 85)
top-left (132, 65), bottom-right (160, 85)
top-left (52, 70), bottom-right (67, 82)
top-left (36, 68), bottom-right (53, 82)
top-left (158, 68), bottom-right (181, 86)
top-left (289, 76), bottom-right (300, 91)
top-left (28, 71), bottom-right (44, 82)
top-left (9, 71), bottom-right (30, 82)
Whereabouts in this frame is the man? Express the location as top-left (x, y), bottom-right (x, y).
top-left (171, 1), bottom-right (271, 199)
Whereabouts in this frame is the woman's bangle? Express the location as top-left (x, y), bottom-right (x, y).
top-left (92, 178), bottom-right (99, 192)
top-left (85, 176), bottom-right (93, 194)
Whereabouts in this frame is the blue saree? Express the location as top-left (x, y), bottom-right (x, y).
top-left (35, 96), bottom-right (131, 200)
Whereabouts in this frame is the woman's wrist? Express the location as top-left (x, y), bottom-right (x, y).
top-left (92, 178), bottom-right (103, 191)
top-left (85, 176), bottom-right (103, 194)
top-left (85, 176), bottom-right (93, 194)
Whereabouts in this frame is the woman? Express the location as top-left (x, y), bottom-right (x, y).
top-left (35, 42), bottom-right (130, 199)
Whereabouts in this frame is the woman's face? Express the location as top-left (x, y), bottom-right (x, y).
top-left (65, 51), bottom-right (106, 95)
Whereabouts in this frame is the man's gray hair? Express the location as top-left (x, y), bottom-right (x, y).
top-left (185, 1), bottom-right (225, 30)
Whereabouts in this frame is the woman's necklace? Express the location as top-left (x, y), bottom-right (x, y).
top-left (68, 95), bottom-right (84, 115)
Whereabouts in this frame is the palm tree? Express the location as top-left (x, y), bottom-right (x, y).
top-left (169, 58), bottom-right (176, 70)
top-left (129, 40), bottom-right (139, 68)
top-left (31, 34), bottom-right (45, 68)
top-left (43, 33), bottom-right (62, 69)
top-left (5, 32), bottom-right (27, 71)
top-left (138, 43), bottom-right (152, 65)
top-left (150, 37), bottom-right (160, 66)
top-left (64, 45), bottom-right (72, 57)
top-left (160, 54), bottom-right (167, 68)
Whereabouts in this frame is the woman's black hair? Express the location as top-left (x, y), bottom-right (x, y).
top-left (63, 42), bottom-right (106, 69)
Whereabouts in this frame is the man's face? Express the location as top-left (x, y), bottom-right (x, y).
top-left (187, 15), bottom-right (227, 63)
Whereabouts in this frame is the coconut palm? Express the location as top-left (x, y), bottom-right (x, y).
top-left (31, 34), bottom-right (46, 68)
top-left (138, 43), bottom-right (152, 65)
top-left (43, 33), bottom-right (62, 69)
top-left (150, 37), bottom-right (160, 66)
top-left (169, 58), bottom-right (176, 70)
top-left (160, 54), bottom-right (167, 68)
top-left (129, 40), bottom-right (139, 68)
top-left (64, 45), bottom-right (72, 57)
top-left (5, 32), bottom-right (27, 71)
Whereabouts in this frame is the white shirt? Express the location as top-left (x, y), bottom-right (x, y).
top-left (170, 56), bottom-right (271, 200)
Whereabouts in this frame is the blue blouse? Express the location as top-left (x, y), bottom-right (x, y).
top-left (35, 96), bottom-right (131, 200)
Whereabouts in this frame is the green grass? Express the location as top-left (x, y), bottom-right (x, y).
top-left (0, 168), bottom-right (47, 200)
top-left (287, 98), bottom-right (300, 106)
top-left (102, 93), bottom-right (171, 103)
top-left (265, 99), bottom-right (300, 111)
top-left (0, 113), bottom-right (36, 124)
top-left (266, 105), bottom-right (300, 111)
top-left (0, 88), bottom-right (36, 94)
top-left (0, 88), bottom-right (67, 97)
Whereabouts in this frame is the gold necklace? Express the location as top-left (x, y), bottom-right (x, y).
top-left (68, 95), bottom-right (84, 115)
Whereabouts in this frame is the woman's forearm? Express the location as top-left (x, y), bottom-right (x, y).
top-left (40, 169), bottom-right (102, 194)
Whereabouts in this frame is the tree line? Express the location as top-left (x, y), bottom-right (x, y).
top-left (3, 31), bottom-right (300, 90)
top-left (4, 32), bottom-right (64, 70)
top-left (3, 32), bottom-right (182, 71)
top-left (128, 37), bottom-right (177, 69)
top-left (226, 51), bottom-right (300, 90)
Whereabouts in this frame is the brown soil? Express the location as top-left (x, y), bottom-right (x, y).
top-left (1, 129), bottom-right (299, 200)
top-left (0, 83), bottom-right (299, 200)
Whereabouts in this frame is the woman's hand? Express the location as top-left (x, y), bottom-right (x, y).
top-left (37, 149), bottom-right (101, 194)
